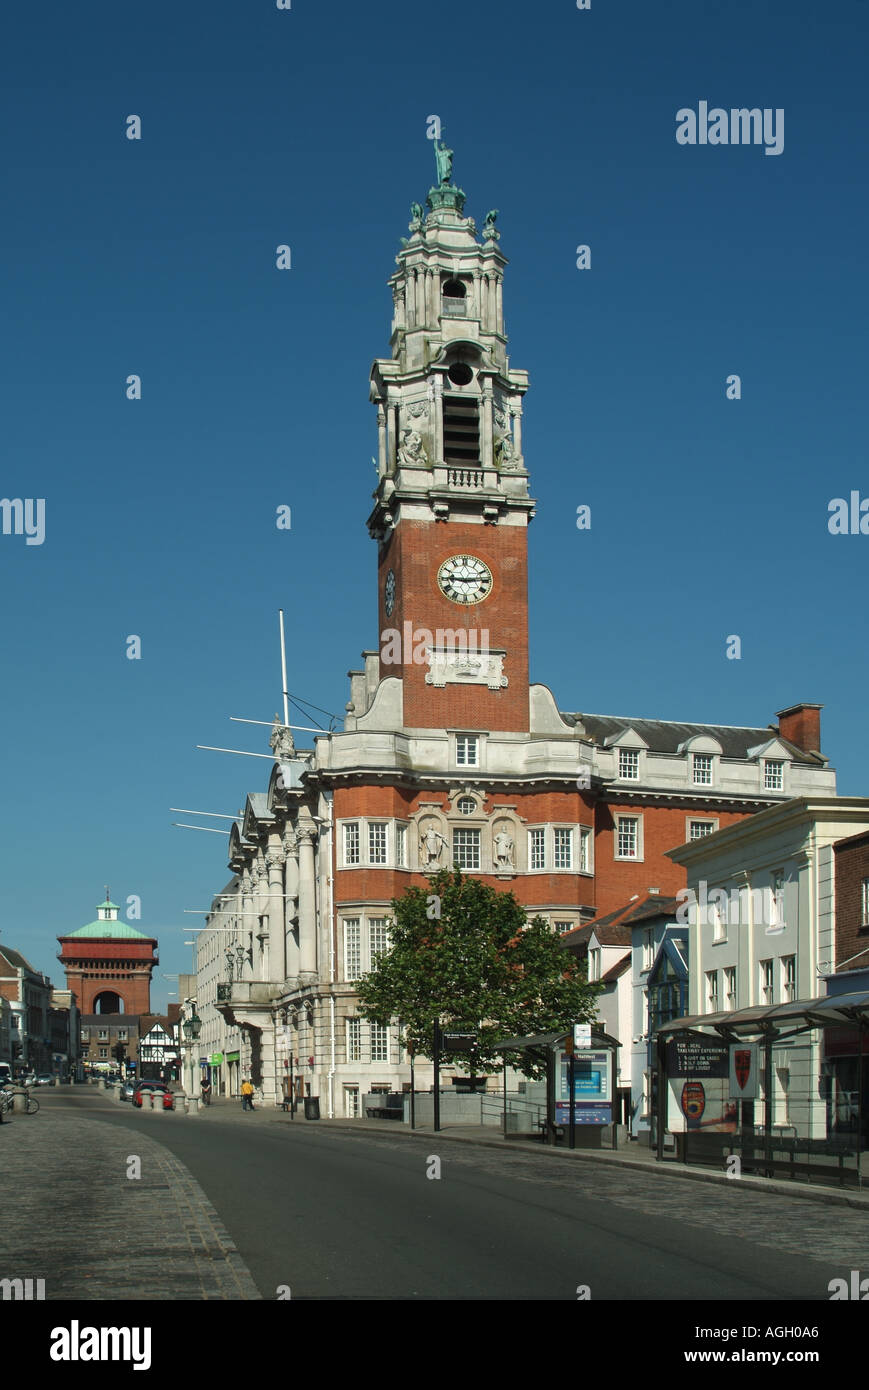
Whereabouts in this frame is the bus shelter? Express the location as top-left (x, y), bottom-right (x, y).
top-left (494, 1027), bottom-right (620, 1148)
top-left (655, 989), bottom-right (869, 1186)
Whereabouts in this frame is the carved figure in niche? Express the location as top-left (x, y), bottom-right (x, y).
top-left (421, 824), bottom-right (447, 865)
top-left (494, 828), bottom-right (514, 870)
top-left (398, 427), bottom-right (429, 468)
top-left (495, 434), bottom-right (517, 469)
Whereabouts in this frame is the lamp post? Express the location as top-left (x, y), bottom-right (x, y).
top-left (181, 1002), bottom-right (203, 1112)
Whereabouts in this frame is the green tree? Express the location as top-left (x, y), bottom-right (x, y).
top-left (357, 869), bottom-right (599, 1076)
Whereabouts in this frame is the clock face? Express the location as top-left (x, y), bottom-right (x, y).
top-left (384, 569), bottom-right (396, 617)
top-left (437, 554), bottom-right (493, 606)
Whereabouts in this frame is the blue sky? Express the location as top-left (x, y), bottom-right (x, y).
top-left (2, 0), bottom-right (867, 1005)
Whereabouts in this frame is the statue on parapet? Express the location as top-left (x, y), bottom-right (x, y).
top-left (434, 137), bottom-right (453, 185)
top-left (269, 714), bottom-right (295, 761)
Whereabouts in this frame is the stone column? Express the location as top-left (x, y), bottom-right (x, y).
top-left (496, 275), bottom-right (504, 334)
top-left (284, 828), bottom-right (300, 978)
top-left (472, 270), bottom-right (481, 323)
top-left (241, 870), bottom-right (253, 978)
top-left (406, 268), bottom-right (416, 326)
top-left (416, 269), bottom-right (426, 326)
top-left (297, 821), bottom-right (318, 977)
top-left (512, 403), bottom-right (523, 459)
top-left (393, 285), bottom-right (405, 331)
top-left (387, 399), bottom-right (398, 472)
top-left (432, 376), bottom-right (444, 464)
top-left (254, 856), bottom-right (269, 981)
top-left (426, 268), bottom-right (436, 325)
top-left (377, 405), bottom-right (387, 477)
top-left (267, 839), bottom-right (287, 983)
top-left (481, 384), bottom-right (494, 468)
top-left (480, 274), bottom-right (489, 331)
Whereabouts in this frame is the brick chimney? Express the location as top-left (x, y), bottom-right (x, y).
top-left (776, 703), bottom-right (822, 755)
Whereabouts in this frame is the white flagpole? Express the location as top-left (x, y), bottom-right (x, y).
top-left (279, 609), bottom-right (290, 729)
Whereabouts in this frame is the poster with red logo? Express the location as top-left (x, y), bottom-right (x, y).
top-left (665, 1036), bottom-right (736, 1132)
top-left (728, 1043), bottom-right (759, 1100)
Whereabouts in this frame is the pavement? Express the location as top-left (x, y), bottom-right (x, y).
top-left (0, 1091), bottom-right (259, 1299)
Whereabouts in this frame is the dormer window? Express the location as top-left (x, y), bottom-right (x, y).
top-left (764, 759), bottom-right (784, 791)
top-left (618, 749), bottom-right (639, 780)
top-left (692, 754), bottom-right (713, 786)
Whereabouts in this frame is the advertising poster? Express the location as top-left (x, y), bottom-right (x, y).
top-left (555, 1048), bottom-right (612, 1125)
top-left (664, 1036), bottom-right (736, 1133)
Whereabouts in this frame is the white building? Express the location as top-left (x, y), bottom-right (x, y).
top-left (668, 796), bottom-right (869, 1137)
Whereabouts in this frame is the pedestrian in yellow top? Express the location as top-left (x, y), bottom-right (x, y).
top-left (241, 1079), bottom-right (254, 1112)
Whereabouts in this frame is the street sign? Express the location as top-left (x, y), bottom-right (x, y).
top-left (574, 1023), bottom-right (591, 1049)
top-left (440, 1030), bottom-right (477, 1051)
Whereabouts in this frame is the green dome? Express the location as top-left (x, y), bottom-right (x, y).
top-left (67, 920), bottom-right (150, 940)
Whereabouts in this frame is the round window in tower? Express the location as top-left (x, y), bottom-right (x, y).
top-left (457, 797), bottom-right (477, 815)
top-left (447, 362), bottom-right (474, 387)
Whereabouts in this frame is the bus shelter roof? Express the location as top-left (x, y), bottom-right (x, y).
top-left (657, 990), bottom-right (869, 1038)
top-left (492, 1029), bottom-right (621, 1052)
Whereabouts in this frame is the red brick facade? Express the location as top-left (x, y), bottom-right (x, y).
top-left (378, 520), bottom-right (530, 731)
top-left (593, 802), bottom-right (751, 916)
top-left (58, 937), bottom-right (158, 1015)
top-left (333, 784), bottom-right (596, 918)
top-left (833, 830), bottom-right (869, 974)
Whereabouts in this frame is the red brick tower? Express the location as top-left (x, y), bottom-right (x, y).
top-left (368, 171), bottom-right (534, 734)
top-left (58, 893), bottom-right (158, 1015)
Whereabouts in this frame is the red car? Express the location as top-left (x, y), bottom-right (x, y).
top-left (133, 1083), bottom-right (174, 1111)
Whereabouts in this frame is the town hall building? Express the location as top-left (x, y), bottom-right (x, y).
top-left (198, 144), bottom-right (836, 1115)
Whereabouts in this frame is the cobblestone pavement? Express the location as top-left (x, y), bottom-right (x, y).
top-left (0, 1096), bottom-right (260, 1299)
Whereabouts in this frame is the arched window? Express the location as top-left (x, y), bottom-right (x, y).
top-left (94, 991), bottom-right (124, 1014)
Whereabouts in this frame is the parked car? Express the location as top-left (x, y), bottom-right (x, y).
top-left (133, 1083), bottom-right (174, 1111)
top-left (35, 1074), bottom-right (56, 1087)
top-left (119, 1081), bottom-right (136, 1101)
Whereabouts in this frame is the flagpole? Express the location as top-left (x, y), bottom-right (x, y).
top-left (279, 610), bottom-right (290, 728)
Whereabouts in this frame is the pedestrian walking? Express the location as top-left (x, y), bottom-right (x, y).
top-left (200, 1074), bottom-right (212, 1106)
top-left (241, 1078), bottom-right (254, 1111)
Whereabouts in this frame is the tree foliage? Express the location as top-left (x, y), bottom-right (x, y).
top-left (357, 870), bottom-right (600, 1076)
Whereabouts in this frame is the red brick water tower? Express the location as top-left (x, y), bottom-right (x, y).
top-left (58, 892), bottom-right (158, 1015)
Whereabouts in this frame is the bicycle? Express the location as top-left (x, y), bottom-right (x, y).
top-left (0, 1086), bottom-right (38, 1116)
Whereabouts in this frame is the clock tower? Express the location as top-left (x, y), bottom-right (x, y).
top-left (368, 140), bottom-right (534, 733)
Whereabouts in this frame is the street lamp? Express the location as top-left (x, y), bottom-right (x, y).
top-left (181, 1001), bottom-right (203, 1112)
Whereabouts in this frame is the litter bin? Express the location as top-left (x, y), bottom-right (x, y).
top-left (304, 1097), bottom-right (320, 1121)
